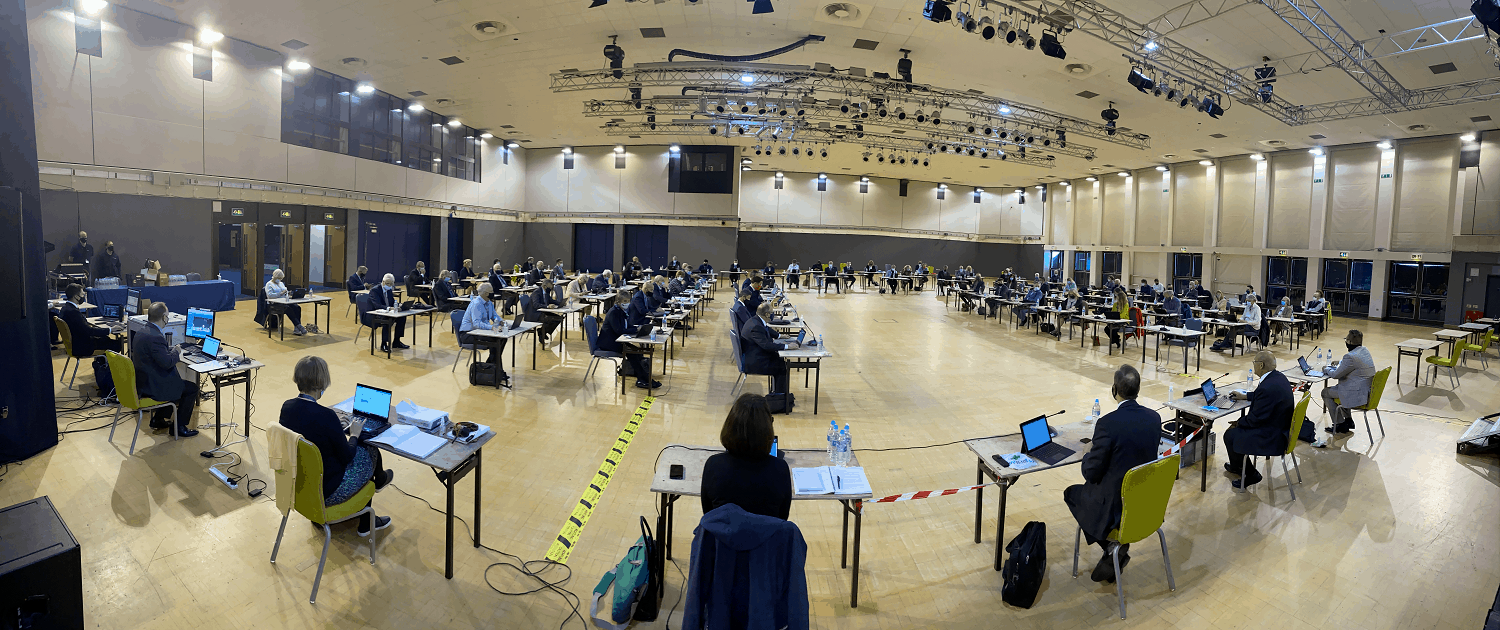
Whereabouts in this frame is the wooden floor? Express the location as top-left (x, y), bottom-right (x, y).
top-left (10, 284), bottom-right (1499, 629)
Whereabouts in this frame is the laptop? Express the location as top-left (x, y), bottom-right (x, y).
top-left (290, 287), bottom-right (308, 299)
top-left (351, 383), bottom-right (393, 438)
top-left (97, 304), bottom-right (123, 322)
top-left (1201, 378), bottom-right (1220, 405)
top-left (508, 311), bottom-right (524, 331)
top-left (795, 329), bottom-right (806, 345)
top-left (183, 336), bottom-right (222, 364)
top-left (1296, 356), bottom-right (1325, 378)
top-left (1020, 415), bottom-right (1076, 465)
top-left (399, 299), bottom-right (417, 312)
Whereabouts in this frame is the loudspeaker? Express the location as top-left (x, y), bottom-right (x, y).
top-left (0, 188), bottom-right (24, 322)
top-left (0, 497), bottom-right (84, 630)
top-left (899, 179), bottom-right (909, 197)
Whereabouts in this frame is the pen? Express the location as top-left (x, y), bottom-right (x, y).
top-left (836, 475), bottom-right (841, 490)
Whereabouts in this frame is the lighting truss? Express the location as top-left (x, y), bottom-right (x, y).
top-left (551, 61), bottom-right (1149, 149)
top-left (582, 97), bottom-right (1099, 159)
top-left (1258, 0), bottom-right (1408, 106)
top-left (1295, 76), bottom-right (1500, 124)
top-left (1232, 16), bottom-right (1489, 76)
top-left (599, 120), bottom-right (1058, 168)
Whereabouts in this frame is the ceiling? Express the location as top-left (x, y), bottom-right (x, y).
top-left (158, 0), bottom-right (1497, 187)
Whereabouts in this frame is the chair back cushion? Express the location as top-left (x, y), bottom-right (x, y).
top-left (54, 316), bottom-right (75, 356)
top-left (583, 315), bottom-right (600, 352)
top-left (1363, 367), bottom-right (1391, 410)
top-left (104, 351), bottom-right (141, 409)
top-left (450, 310), bottom-right (470, 348)
top-left (356, 293), bottom-right (373, 327)
top-left (1288, 393), bottom-right (1311, 455)
top-left (729, 331), bottom-right (746, 371)
top-left (294, 438), bottom-right (327, 520)
top-left (1117, 454), bottom-right (1179, 545)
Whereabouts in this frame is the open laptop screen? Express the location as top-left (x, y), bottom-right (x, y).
top-left (353, 384), bottom-right (393, 421)
top-left (1020, 415), bottom-right (1052, 452)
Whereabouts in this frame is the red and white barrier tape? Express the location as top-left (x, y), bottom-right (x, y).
top-left (1160, 424), bottom-right (1204, 458)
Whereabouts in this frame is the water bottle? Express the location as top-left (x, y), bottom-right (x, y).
top-left (827, 420), bottom-right (838, 458)
top-left (1168, 384), bottom-right (1175, 402)
top-left (650, 328), bottom-right (657, 342)
top-left (817, 334), bottom-right (823, 347)
top-left (839, 425), bottom-right (852, 466)
top-left (1247, 368), bottom-right (1255, 387)
top-left (1091, 398), bottom-right (1101, 422)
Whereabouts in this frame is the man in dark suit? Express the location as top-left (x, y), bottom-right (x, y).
top-left (525, 279), bottom-right (564, 343)
top-left (95, 241), bottom-right (121, 279)
top-left (130, 303), bottom-right (199, 437)
top-left (599, 292), bottom-right (658, 389)
top-left (408, 261), bottom-right (431, 304)
top-left (488, 263), bottom-right (519, 315)
top-left (370, 273), bottom-right (409, 352)
top-left (696, 259), bottom-right (713, 275)
top-left (1223, 351), bottom-right (1295, 488)
top-left (68, 231), bottom-right (93, 265)
top-left (59, 284), bottom-right (122, 354)
top-left (521, 257), bottom-right (535, 272)
top-left (589, 269), bottom-right (613, 293)
top-left (347, 266), bottom-right (372, 292)
top-left (744, 278), bottom-right (765, 314)
top-left (627, 287), bottom-right (649, 329)
top-left (1064, 365), bottom-right (1160, 583)
top-left (730, 290), bottom-right (753, 337)
top-left (739, 303), bottom-right (797, 394)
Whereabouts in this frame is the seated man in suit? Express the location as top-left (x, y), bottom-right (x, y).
top-left (1223, 351), bottom-right (1294, 488)
top-left (1320, 329), bottom-right (1377, 439)
top-left (431, 270), bottom-right (456, 307)
top-left (730, 290), bottom-right (754, 337)
top-left (408, 261), bottom-right (432, 304)
top-left (459, 283), bottom-right (509, 386)
top-left (551, 259), bottom-right (566, 281)
top-left (959, 277), bottom-right (982, 311)
top-left (744, 278), bottom-right (765, 314)
top-left (667, 256), bottom-right (681, 271)
top-left (370, 273), bottom-right (409, 352)
top-left (525, 279), bottom-right (565, 344)
top-left (131, 302), bottom-right (200, 437)
top-left (58, 283), bottom-right (122, 354)
top-left (521, 257), bottom-right (535, 272)
top-left (599, 291), bottom-right (659, 389)
top-left (590, 269), bottom-right (613, 293)
top-left (1304, 291), bottom-right (1328, 335)
top-left (740, 303), bottom-right (799, 395)
top-left (1014, 283), bottom-right (1043, 326)
top-left (1065, 365), bottom-right (1159, 583)
top-left (1158, 290), bottom-right (1183, 324)
top-left (760, 262), bottom-right (777, 289)
top-left (347, 265), bottom-right (373, 295)
top-left (883, 265), bottom-right (899, 293)
top-left (785, 260), bottom-right (801, 289)
top-left (620, 287), bottom-right (646, 330)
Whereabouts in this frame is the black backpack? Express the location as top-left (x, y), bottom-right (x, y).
top-left (1001, 521), bottom-right (1047, 608)
top-left (92, 355), bottom-right (114, 398)
top-left (765, 392), bottom-right (795, 414)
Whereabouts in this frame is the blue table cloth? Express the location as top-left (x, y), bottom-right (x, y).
top-left (88, 280), bottom-right (238, 314)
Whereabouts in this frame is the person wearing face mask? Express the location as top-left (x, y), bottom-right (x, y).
top-left (370, 273), bottom-right (409, 352)
top-left (1320, 329), bottom-right (1377, 440)
top-left (264, 268), bottom-right (307, 335)
top-left (1270, 296), bottom-right (1295, 344)
top-left (132, 302), bottom-right (200, 437)
top-left (1064, 365), bottom-right (1161, 584)
top-left (59, 283), bottom-right (122, 354)
top-left (68, 230), bottom-right (93, 265)
top-left (95, 240), bottom-right (121, 279)
top-left (407, 261), bottom-right (431, 305)
top-left (278, 356), bottom-right (394, 536)
top-left (1222, 352), bottom-right (1295, 488)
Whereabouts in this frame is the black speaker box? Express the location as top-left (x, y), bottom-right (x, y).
top-left (899, 179), bottom-right (909, 197)
top-left (0, 497), bottom-right (84, 630)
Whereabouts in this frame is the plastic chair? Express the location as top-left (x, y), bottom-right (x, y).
top-left (104, 351), bottom-right (178, 455)
top-left (352, 294), bottom-right (380, 345)
top-left (1462, 334), bottom-right (1491, 370)
top-left (55, 316), bottom-right (105, 390)
top-left (1118, 307), bottom-right (1143, 352)
top-left (269, 437), bottom-right (377, 604)
top-left (450, 310), bottom-right (476, 373)
top-left (1336, 367), bottom-right (1390, 443)
top-left (1163, 318), bottom-right (1202, 367)
top-left (1235, 392), bottom-right (1310, 501)
top-left (582, 315), bottom-right (622, 386)
top-left (1425, 342), bottom-right (1463, 389)
top-left (1072, 454), bottom-right (1180, 620)
top-left (727, 331), bottom-right (769, 397)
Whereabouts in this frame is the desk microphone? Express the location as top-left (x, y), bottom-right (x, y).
top-left (1044, 409), bottom-right (1066, 418)
top-left (219, 340), bottom-right (250, 361)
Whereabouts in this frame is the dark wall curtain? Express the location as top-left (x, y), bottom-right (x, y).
top-left (358, 210), bottom-right (432, 285)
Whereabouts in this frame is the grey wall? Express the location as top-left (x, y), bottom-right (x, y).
top-left (469, 218), bottom-right (526, 271)
top-left (1449, 251), bottom-right (1500, 324)
top-left (41, 190), bottom-right (213, 279)
top-left (736, 231), bottom-right (978, 271)
top-left (669, 226), bottom-right (738, 270)
top-left (977, 243), bottom-right (1045, 278)
top-left (524, 223), bottom-right (574, 270)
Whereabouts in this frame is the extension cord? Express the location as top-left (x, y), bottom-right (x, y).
top-left (209, 467), bottom-right (238, 490)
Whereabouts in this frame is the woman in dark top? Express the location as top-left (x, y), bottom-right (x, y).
top-left (279, 356), bottom-right (394, 534)
top-left (700, 394), bottom-right (793, 520)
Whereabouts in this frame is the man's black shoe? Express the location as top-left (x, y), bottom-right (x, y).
top-left (392, 341), bottom-right (411, 349)
top-left (1232, 468), bottom-right (1263, 489)
top-left (176, 428), bottom-right (199, 438)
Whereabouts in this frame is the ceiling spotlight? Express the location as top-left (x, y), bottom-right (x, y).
top-left (1180, 91), bottom-right (1195, 108)
top-left (1085, 176), bottom-right (1097, 181)
top-left (1117, 171), bottom-right (1129, 177)
top-left (287, 60), bottom-right (310, 71)
top-left (561, 147), bottom-right (573, 154)
top-left (791, 146), bottom-right (799, 155)
top-left (931, 112), bottom-right (942, 125)
top-left (755, 145), bottom-right (764, 155)
top-left (895, 107), bottom-right (906, 120)
top-left (751, 0), bottom-right (774, 14)
top-left (1198, 159), bottom-right (1212, 166)
top-left (775, 172), bottom-right (784, 178)
top-left (817, 172), bottom-right (827, 179)
top-left (915, 109), bottom-right (927, 123)
top-left (740, 104), bottom-right (751, 114)
top-left (979, 150), bottom-right (988, 158)
top-left (1201, 96), bottom-right (1225, 119)
top-left (408, 103), bottom-right (425, 112)
top-left (820, 148), bottom-right (828, 158)
top-left (861, 176), bottom-right (870, 182)
top-left (1144, 40), bottom-right (1159, 51)
top-left (1308, 147), bottom-right (1324, 156)
top-left (479, 132), bottom-right (494, 139)
top-left (741, 165), bottom-right (751, 171)
top-left (1461, 133), bottom-right (1477, 142)
top-left (758, 103), bottom-right (768, 115)
top-left (356, 84), bottom-right (376, 95)
top-left (1002, 21), bottom-right (1018, 45)
top-left (1249, 153), bottom-right (1265, 161)
top-left (1376, 140), bottom-right (1393, 150)
top-left (939, 184), bottom-right (948, 190)
top-left (983, 126), bottom-right (994, 135)
top-left (1127, 67), bottom-right (1154, 94)
top-left (878, 153), bottom-right (886, 163)
top-left (778, 146), bottom-right (787, 155)
top-left (740, 74), bottom-right (755, 84)
top-left (506, 141), bottom-right (519, 148)
top-left (198, 28), bottom-right (224, 45)
top-left (923, 0), bottom-right (953, 23)
top-left (1100, 103), bottom-right (1120, 122)
top-left (603, 39), bottom-right (625, 79)
top-left (78, 0), bottom-right (107, 14)
top-left (669, 144), bottom-right (681, 153)
top-left (616, 145), bottom-right (627, 153)
top-left (967, 124), bottom-right (976, 134)
top-left (922, 158), bottom-right (930, 166)
top-left (897, 51), bottom-right (914, 82)
top-left (1257, 83), bottom-right (1274, 104)
top-left (446, 119), bottom-right (461, 127)
top-left (1039, 32), bottom-right (1066, 59)
top-left (862, 153), bottom-right (870, 162)
top-left (899, 156), bottom-right (907, 164)
top-left (1155, 165), bottom-right (1168, 171)
top-left (709, 125), bottom-right (719, 135)
top-left (1018, 29), bottom-right (1036, 50)
top-left (715, 103), bottom-right (726, 114)
top-left (980, 17), bottom-right (996, 39)
top-left (999, 105), bottom-right (1012, 115)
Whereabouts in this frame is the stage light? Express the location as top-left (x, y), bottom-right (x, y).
top-left (1201, 96), bottom-right (1224, 119)
top-left (895, 107), bottom-right (906, 120)
top-left (820, 148), bottom-right (828, 158)
top-left (199, 28), bottom-right (223, 44)
top-left (897, 52), bottom-right (914, 82)
top-left (778, 146), bottom-right (787, 155)
top-left (791, 146), bottom-right (799, 155)
top-left (287, 60), bottom-right (310, 71)
top-left (1127, 68), bottom-right (1154, 94)
top-left (603, 41), bottom-right (625, 79)
top-left (1018, 29), bottom-right (1036, 49)
top-left (915, 109), bottom-right (927, 123)
top-left (1039, 32), bottom-right (1065, 59)
top-left (922, 0), bottom-right (952, 23)
top-left (980, 17), bottom-right (996, 39)
top-left (1144, 40), bottom-right (1159, 51)
top-left (922, 158), bottom-right (930, 166)
top-left (863, 153), bottom-right (870, 162)
top-left (740, 74), bottom-right (756, 84)
top-left (1179, 91), bottom-right (1195, 108)
top-left (999, 105), bottom-right (1011, 115)
top-left (751, 0), bottom-right (773, 14)
top-left (1002, 21), bottom-right (1017, 45)
top-left (878, 153), bottom-right (885, 163)
top-left (1257, 83), bottom-right (1274, 103)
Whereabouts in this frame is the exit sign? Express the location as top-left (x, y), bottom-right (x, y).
top-left (231, 208), bottom-right (244, 216)
top-left (324, 212), bottom-right (334, 220)
top-left (1180, 247), bottom-right (1189, 253)
top-left (1410, 253), bottom-right (1423, 261)
top-left (1278, 249), bottom-right (1288, 256)
top-left (280, 210), bottom-right (292, 218)
top-left (1338, 251), bottom-right (1349, 258)
top-left (1381, 173), bottom-right (1392, 179)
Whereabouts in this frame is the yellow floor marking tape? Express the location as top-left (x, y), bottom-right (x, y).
top-left (545, 396), bottom-right (655, 564)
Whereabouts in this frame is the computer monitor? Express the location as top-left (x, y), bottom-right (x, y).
top-left (201, 336), bottom-right (221, 358)
top-left (1019, 415), bottom-right (1053, 452)
top-left (185, 307), bottom-right (215, 340)
top-left (124, 289), bottom-right (141, 315)
top-left (352, 384), bottom-right (393, 421)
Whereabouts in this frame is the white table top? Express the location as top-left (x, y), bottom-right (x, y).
top-left (780, 343), bottom-right (832, 359)
top-left (650, 445), bottom-right (870, 500)
top-left (1395, 338), bottom-right (1443, 350)
top-left (965, 422), bottom-right (1092, 480)
top-left (1432, 329), bottom-right (1471, 340)
top-left (465, 321), bottom-right (540, 340)
top-left (267, 294), bottom-right (332, 304)
top-left (1141, 324), bottom-right (1207, 337)
top-left (618, 327), bottom-right (673, 346)
top-left (367, 306), bottom-right (437, 318)
top-left (1459, 322), bottom-right (1489, 332)
top-left (1164, 380), bottom-right (1255, 420)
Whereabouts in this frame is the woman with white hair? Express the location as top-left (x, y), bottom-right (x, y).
top-left (264, 268), bottom-right (306, 335)
top-left (371, 273), bottom-right (408, 351)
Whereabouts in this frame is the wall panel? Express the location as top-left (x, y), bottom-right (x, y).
top-left (1218, 158), bottom-right (1257, 248)
top-left (1326, 147), bottom-right (1379, 251)
top-left (1101, 176), bottom-right (1128, 245)
top-left (1073, 181), bottom-right (1099, 244)
top-left (1173, 167), bottom-right (1208, 246)
top-left (1392, 139), bottom-right (1456, 251)
top-left (862, 178), bottom-right (903, 228)
top-left (1136, 172), bottom-right (1166, 245)
top-left (1268, 153), bottom-right (1313, 249)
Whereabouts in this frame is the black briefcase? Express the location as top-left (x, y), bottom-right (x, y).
top-left (469, 361), bottom-right (499, 387)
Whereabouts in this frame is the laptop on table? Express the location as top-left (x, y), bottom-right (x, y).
top-left (1020, 415), bottom-right (1076, 465)
top-left (351, 383), bottom-right (393, 438)
top-left (1200, 378), bottom-right (1220, 405)
top-left (1296, 356), bottom-right (1325, 378)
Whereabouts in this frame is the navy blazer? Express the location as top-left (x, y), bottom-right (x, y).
top-left (346, 273), bottom-right (367, 292)
top-left (279, 396), bottom-right (358, 500)
top-left (730, 300), bottom-right (750, 337)
top-left (524, 287), bottom-right (561, 322)
top-left (629, 291), bottom-right (649, 328)
top-left (488, 270), bottom-right (508, 289)
top-left (129, 322), bottom-right (184, 404)
top-left (370, 285), bottom-right (400, 310)
top-left (598, 304), bottom-right (628, 353)
top-left (59, 301), bottom-right (111, 356)
top-left (1234, 370), bottom-right (1295, 454)
top-left (744, 290), bottom-right (764, 315)
top-left (588, 275), bottom-right (608, 293)
top-left (738, 317), bottom-right (787, 375)
top-left (1071, 399), bottom-right (1161, 542)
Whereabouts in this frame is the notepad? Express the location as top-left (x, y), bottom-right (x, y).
top-left (792, 466), bottom-right (870, 495)
top-left (368, 424), bottom-right (446, 459)
top-left (1001, 453), bottom-right (1039, 470)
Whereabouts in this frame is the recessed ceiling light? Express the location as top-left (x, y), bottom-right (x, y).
top-left (1376, 140), bottom-right (1391, 150)
top-left (561, 147), bottom-right (573, 154)
top-left (199, 28), bottom-right (224, 44)
top-left (78, 0), bottom-right (107, 14)
top-left (615, 145), bottom-right (625, 153)
top-left (506, 141), bottom-right (519, 148)
top-left (447, 119), bottom-right (461, 127)
top-left (1308, 147), bottom-right (1324, 156)
top-left (408, 103), bottom-right (425, 112)
top-left (479, 132), bottom-right (493, 139)
top-left (287, 60), bottom-right (310, 71)
top-left (1460, 133), bottom-right (1476, 142)
top-left (355, 84), bottom-right (375, 95)
top-left (1250, 153), bottom-right (1265, 161)
top-left (1198, 159), bottom-right (1212, 165)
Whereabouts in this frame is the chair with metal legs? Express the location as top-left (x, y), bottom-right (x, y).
top-left (269, 437), bottom-right (378, 604)
top-left (1235, 392), bottom-right (1310, 501)
top-left (1073, 454), bottom-right (1179, 620)
top-left (103, 351), bottom-right (178, 456)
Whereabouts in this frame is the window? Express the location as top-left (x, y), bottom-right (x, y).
top-left (282, 67), bottom-right (481, 182)
top-left (1264, 256), bottom-right (1307, 305)
top-left (682, 152), bottom-right (727, 172)
top-left (1172, 253), bottom-right (1203, 295)
top-left (1385, 261), bottom-right (1448, 323)
top-left (1102, 252), bottom-right (1122, 285)
top-left (1044, 250), bottom-right (1064, 277)
top-left (1073, 252), bottom-right (1091, 287)
top-left (1322, 258), bottom-right (1373, 317)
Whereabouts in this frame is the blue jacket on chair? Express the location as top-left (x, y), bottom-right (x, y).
top-left (684, 504), bottom-right (808, 630)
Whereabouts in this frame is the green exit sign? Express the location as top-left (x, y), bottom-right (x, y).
top-left (1313, 178), bottom-right (1323, 183)
top-left (230, 208), bottom-right (244, 216)
top-left (280, 211), bottom-right (292, 218)
top-left (1381, 173), bottom-right (1392, 179)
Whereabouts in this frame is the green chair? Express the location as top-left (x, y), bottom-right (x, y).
top-left (269, 437), bottom-right (378, 604)
top-left (1235, 393), bottom-right (1309, 501)
top-left (104, 351), bottom-right (178, 455)
top-left (1462, 333), bottom-right (1491, 370)
top-left (1426, 342), bottom-right (1463, 389)
top-left (1335, 366), bottom-right (1390, 443)
top-left (1073, 454), bottom-right (1180, 619)
top-left (55, 316), bottom-right (106, 390)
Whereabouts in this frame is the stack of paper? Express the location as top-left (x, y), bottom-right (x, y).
top-left (792, 466), bottom-right (871, 495)
top-left (368, 424), bottom-right (446, 459)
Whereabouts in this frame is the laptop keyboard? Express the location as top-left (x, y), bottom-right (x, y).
top-left (1029, 441), bottom-right (1074, 463)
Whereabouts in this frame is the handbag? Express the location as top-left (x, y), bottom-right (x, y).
top-left (1000, 521), bottom-right (1047, 608)
top-left (590, 517), bottom-right (659, 629)
top-left (468, 361), bottom-right (498, 387)
top-left (92, 355), bottom-right (114, 397)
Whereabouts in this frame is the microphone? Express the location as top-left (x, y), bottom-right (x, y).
top-left (1206, 372), bottom-right (1230, 384)
top-left (218, 340), bottom-right (250, 362)
top-left (1045, 409), bottom-right (1066, 418)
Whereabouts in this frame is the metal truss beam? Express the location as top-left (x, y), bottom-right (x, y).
top-left (1234, 16), bottom-right (1489, 75)
top-left (1257, 0), bottom-right (1409, 106)
top-left (581, 97), bottom-right (1100, 159)
top-left (551, 62), bottom-right (1149, 150)
top-left (599, 121), bottom-right (1058, 168)
top-left (1296, 76), bottom-right (1500, 123)
top-left (1143, 0), bottom-right (1258, 37)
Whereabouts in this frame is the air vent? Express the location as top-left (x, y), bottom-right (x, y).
top-left (1193, 148), bottom-right (1209, 153)
top-left (1259, 139), bottom-right (1287, 147)
top-left (439, 56), bottom-right (465, 65)
top-left (892, 129), bottom-right (906, 134)
top-left (628, 135), bottom-right (642, 139)
top-left (1162, 154), bottom-right (1177, 159)
top-left (341, 57), bottom-right (367, 69)
top-left (640, 27), bottom-right (665, 38)
top-left (499, 125), bottom-right (515, 129)
top-left (1407, 124), bottom-right (1431, 132)
top-left (1308, 133), bottom-right (1326, 139)
top-left (469, 20), bottom-right (510, 42)
top-left (853, 39), bottom-right (879, 50)
top-left (281, 39), bottom-right (308, 50)
top-left (1064, 63), bottom-right (1091, 75)
top-left (409, 91), bottom-right (427, 97)
top-left (435, 98), bottom-right (456, 106)
top-left (967, 89), bottom-right (985, 95)
top-left (1472, 115), bottom-right (1492, 122)
top-left (817, 2), bottom-right (872, 27)
top-left (1209, 133), bottom-right (1227, 139)
top-left (559, 68), bottom-right (579, 73)
top-left (1429, 62), bottom-right (1457, 74)
top-left (1076, 90), bottom-right (1099, 99)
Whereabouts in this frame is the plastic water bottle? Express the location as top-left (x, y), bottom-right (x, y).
top-left (1091, 398), bottom-right (1101, 422)
top-left (837, 425), bottom-right (852, 465)
top-left (817, 334), bottom-right (823, 347)
top-left (827, 420), bottom-right (839, 458)
top-left (1248, 369), bottom-right (1257, 389)
top-left (1168, 384), bottom-right (1175, 402)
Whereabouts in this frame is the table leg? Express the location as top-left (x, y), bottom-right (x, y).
top-left (532, 330), bottom-right (537, 370)
top-left (1396, 350), bottom-right (1404, 385)
top-left (659, 494), bottom-right (671, 560)
top-left (851, 500), bottom-right (863, 609)
top-left (841, 498), bottom-right (849, 568)
top-left (427, 313), bottom-right (433, 347)
top-left (974, 459), bottom-right (984, 543)
top-left (993, 480), bottom-right (1009, 571)
top-left (244, 372), bottom-right (253, 431)
top-left (444, 471), bottom-right (455, 579)
top-left (666, 493), bottom-right (675, 559)
top-left (813, 360), bottom-right (821, 414)
top-left (214, 377), bottom-right (223, 447)
top-left (473, 450), bottom-right (482, 548)
top-left (1199, 419), bottom-right (1212, 493)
